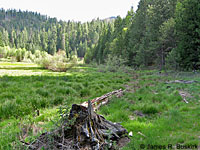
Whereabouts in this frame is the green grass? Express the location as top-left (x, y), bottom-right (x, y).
top-left (1, 62), bottom-right (200, 149)
top-left (0, 62), bottom-right (130, 149)
top-left (99, 71), bottom-right (200, 149)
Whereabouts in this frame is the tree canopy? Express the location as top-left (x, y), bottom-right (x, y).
top-left (1, 0), bottom-right (200, 70)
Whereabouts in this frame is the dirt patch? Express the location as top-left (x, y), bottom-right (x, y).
top-left (134, 111), bottom-right (146, 117)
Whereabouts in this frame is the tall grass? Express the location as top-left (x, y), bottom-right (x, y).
top-left (0, 65), bottom-right (129, 121)
top-left (1, 62), bottom-right (200, 149)
top-left (0, 62), bottom-right (131, 149)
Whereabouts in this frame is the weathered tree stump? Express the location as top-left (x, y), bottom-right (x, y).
top-left (24, 99), bottom-right (129, 150)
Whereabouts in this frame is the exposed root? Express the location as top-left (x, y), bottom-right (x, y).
top-left (22, 99), bottom-right (129, 150)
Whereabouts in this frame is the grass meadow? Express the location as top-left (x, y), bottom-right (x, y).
top-left (0, 61), bottom-right (200, 149)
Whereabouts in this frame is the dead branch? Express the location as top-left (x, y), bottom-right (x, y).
top-left (179, 91), bottom-right (190, 104)
top-left (166, 80), bottom-right (198, 84)
top-left (81, 89), bottom-right (125, 110)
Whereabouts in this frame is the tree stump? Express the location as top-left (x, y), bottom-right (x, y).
top-left (25, 100), bottom-right (129, 150)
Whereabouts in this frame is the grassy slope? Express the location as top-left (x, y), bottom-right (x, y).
top-left (0, 62), bottom-right (200, 149)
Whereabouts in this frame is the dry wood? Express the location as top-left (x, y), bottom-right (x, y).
top-left (179, 91), bottom-right (190, 104)
top-left (166, 80), bottom-right (198, 84)
top-left (23, 99), bottom-right (128, 150)
top-left (81, 89), bottom-right (125, 110)
top-left (183, 98), bottom-right (189, 104)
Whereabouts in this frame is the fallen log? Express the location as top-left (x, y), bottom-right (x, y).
top-left (23, 99), bottom-right (129, 150)
top-left (81, 89), bottom-right (125, 110)
top-left (166, 80), bottom-right (198, 84)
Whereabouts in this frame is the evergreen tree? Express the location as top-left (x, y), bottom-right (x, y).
top-left (2, 29), bottom-right (9, 46)
top-left (48, 26), bottom-right (57, 55)
top-left (175, 0), bottom-right (200, 70)
top-left (0, 32), bottom-right (3, 47)
top-left (0, 8), bottom-right (106, 57)
top-left (40, 28), bottom-right (48, 52)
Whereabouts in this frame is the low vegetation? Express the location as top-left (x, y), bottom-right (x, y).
top-left (100, 71), bottom-right (200, 149)
top-left (0, 46), bottom-right (79, 72)
top-left (0, 61), bottom-right (200, 149)
top-left (0, 61), bottom-right (130, 149)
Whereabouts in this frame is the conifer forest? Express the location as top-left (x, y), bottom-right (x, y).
top-left (0, 0), bottom-right (200, 149)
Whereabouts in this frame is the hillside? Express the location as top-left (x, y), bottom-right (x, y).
top-left (0, 8), bottom-right (113, 57)
top-left (0, 9), bottom-right (48, 32)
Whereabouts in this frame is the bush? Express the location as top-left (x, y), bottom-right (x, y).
top-left (23, 51), bottom-right (34, 62)
top-left (37, 55), bottom-right (51, 69)
top-left (0, 46), bottom-right (34, 62)
top-left (15, 48), bottom-right (26, 62)
top-left (37, 50), bottom-right (78, 72)
top-left (0, 46), bottom-right (78, 70)
top-left (5, 47), bottom-right (16, 58)
top-left (34, 50), bottom-right (41, 58)
top-left (0, 47), bottom-right (6, 58)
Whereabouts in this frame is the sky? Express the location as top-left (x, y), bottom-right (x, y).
top-left (0, 0), bottom-right (140, 22)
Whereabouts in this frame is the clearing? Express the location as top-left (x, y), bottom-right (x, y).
top-left (0, 62), bottom-right (200, 149)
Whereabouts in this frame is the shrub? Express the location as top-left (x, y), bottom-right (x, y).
top-left (0, 47), bottom-right (6, 58)
top-left (37, 51), bottom-right (78, 72)
top-left (106, 55), bottom-right (126, 72)
top-left (23, 51), bottom-right (34, 62)
top-left (0, 46), bottom-right (34, 62)
top-left (6, 47), bottom-right (16, 58)
top-left (0, 46), bottom-right (78, 69)
top-left (15, 48), bottom-right (26, 62)
top-left (36, 54), bottom-right (52, 69)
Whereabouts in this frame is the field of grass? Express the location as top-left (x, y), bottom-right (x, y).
top-left (0, 62), bottom-right (200, 149)
top-left (100, 71), bottom-right (200, 149)
top-left (0, 62), bottom-right (130, 149)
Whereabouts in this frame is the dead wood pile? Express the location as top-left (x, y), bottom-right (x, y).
top-left (22, 89), bottom-right (129, 150)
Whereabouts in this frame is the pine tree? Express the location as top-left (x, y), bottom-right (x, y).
top-left (175, 0), bottom-right (200, 70)
top-left (2, 29), bottom-right (9, 46)
top-left (0, 32), bottom-right (3, 47)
